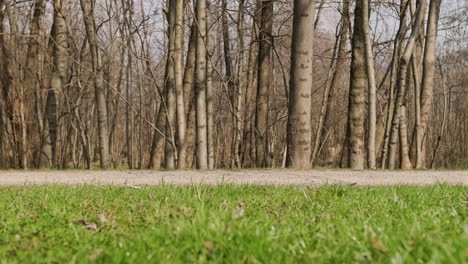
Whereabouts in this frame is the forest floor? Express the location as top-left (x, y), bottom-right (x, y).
top-left (0, 169), bottom-right (467, 186)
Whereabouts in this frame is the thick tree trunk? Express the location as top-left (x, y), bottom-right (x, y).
top-left (255, 0), bottom-right (273, 168)
top-left (347, 1), bottom-right (366, 170)
top-left (286, 0), bottom-right (316, 169)
top-left (81, 0), bottom-right (111, 169)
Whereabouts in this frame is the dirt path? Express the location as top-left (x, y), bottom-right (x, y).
top-left (0, 170), bottom-right (467, 186)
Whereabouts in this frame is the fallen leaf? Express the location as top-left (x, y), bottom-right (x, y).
top-left (98, 213), bottom-right (107, 223)
top-left (203, 241), bottom-right (214, 251)
top-left (232, 201), bottom-right (246, 219)
top-left (148, 194), bottom-right (156, 200)
top-left (232, 207), bottom-right (244, 219)
top-left (176, 205), bottom-right (193, 216)
top-left (238, 201), bottom-right (246, 207)
top-left (26, 212), bottom-right (38, 219)
top-left (316, 214), bottom-right (331, 221)
top-left (76, 220), bottom-right (98, 232)
top-left (370, 234), bottom-right (389, 253)
top-left (225, 224), bottom-right (232, 233)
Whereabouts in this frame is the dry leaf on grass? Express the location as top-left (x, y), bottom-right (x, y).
top-left (232, 201), bottom-right (246, 219)
top-left (176, 205), bottom-right (193, 216)
top-left (370, 234), bottom-right (389, 253)
top-left (203, 241), bottom-right (215, 251)
top-left (76, 220), bottom-right (99, 232)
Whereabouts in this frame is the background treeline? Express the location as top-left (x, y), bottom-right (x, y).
top-left (0, 0), bottom-right (466, 170)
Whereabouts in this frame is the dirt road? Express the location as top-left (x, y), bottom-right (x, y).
top-left (0, 170), bottom-right (467, 186)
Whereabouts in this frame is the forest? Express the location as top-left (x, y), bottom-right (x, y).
top-left (0, 0), bottom-right (466, 170)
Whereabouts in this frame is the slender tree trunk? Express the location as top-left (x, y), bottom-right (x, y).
top-left (39, 0), bottom-right (68, 168)
top-left (362, 0), bottom-right (377, 169)
top-left (174, 0), bottom-right (186, 169)
top-left (399, 104), bottom-right (412, 169)
top-left (381, 0), bottom-right (409, 168)
top-left (195, 0), bottom-right (208, 169)
top-left (387, 0), bottom-right (427, 169)
top-left (286, 0), bottom-right (316, 169)
top-left (221, 0), bottom-right (235, 106)
top-left (255, 0), bottom-right (273, 168)
top-left (319, 0), bottom-right (350, 167)
top-left (81, 0), bottom-right (111, 169)
top-left (206, 3), bottom-right (215, 169)
top-left (164, 0), bottom-right (177, 169)
top-left (416, 0), bottom-right (442, 168)
top-left (233, 0), bottom-right (246, 168)
top-left (183, 23), bottom-right (197, 167)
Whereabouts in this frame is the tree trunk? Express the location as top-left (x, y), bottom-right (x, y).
top-left (174, 0), bottom-right (186, 169)
top-left (81, 0), bottom-right (111, 169)
top-left (24, 0), bottom-right (45, 169)
top-left (233, 0), bottom-right (246, 168)
top-left (381, 0), bottom-right (409, 168)
top-left (39, 0), bottom-right (68, 168)
top-left (347, 1), bottom-right (366, 170)
top-left (183, 23), bottom-right (197, 167)
top-left (195, 0), bottom-right (208, 169)
top-left (286, 0), bottom-right (316, 169)
top-left (416, 0), bottom-right (442, 169)
top-left (319, 0), bottom-right (350, 167)
top-left (206, 3), bottom-right (215, 169)
top-left (255, 0), bottom-right (273, 168)
top-left (362, 0), bottom-right (377, 169)
top-left (164, 0), bottom-right (177, 169)
top-left (387, 0), bottom-right (427, 169)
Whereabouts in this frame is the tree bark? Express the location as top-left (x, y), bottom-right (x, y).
top-left (174, 0), bottom-right (186, 169)
top-left (195, 0), bottom-right (208, 169)
top-left (206, 3), bottom-right (215, 169)
top-left (255, 0), bottom-right (273, 168)
top-left (286, 0), bottom-right (316, 169)
top-left (362, 0), bottom-right (377, 169)
top-left (416, 0), bottom-right (442, 169)
top-left (39, 0), bottom-right (68, 168)
top-left (347, 0), bottom-right (366, 170)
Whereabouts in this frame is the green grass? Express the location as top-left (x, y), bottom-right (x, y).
top-left (0, 185), bottom-right (466, 263)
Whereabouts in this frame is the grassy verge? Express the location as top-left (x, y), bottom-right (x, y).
top-left (0, 185), bottom-right (466, 263)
